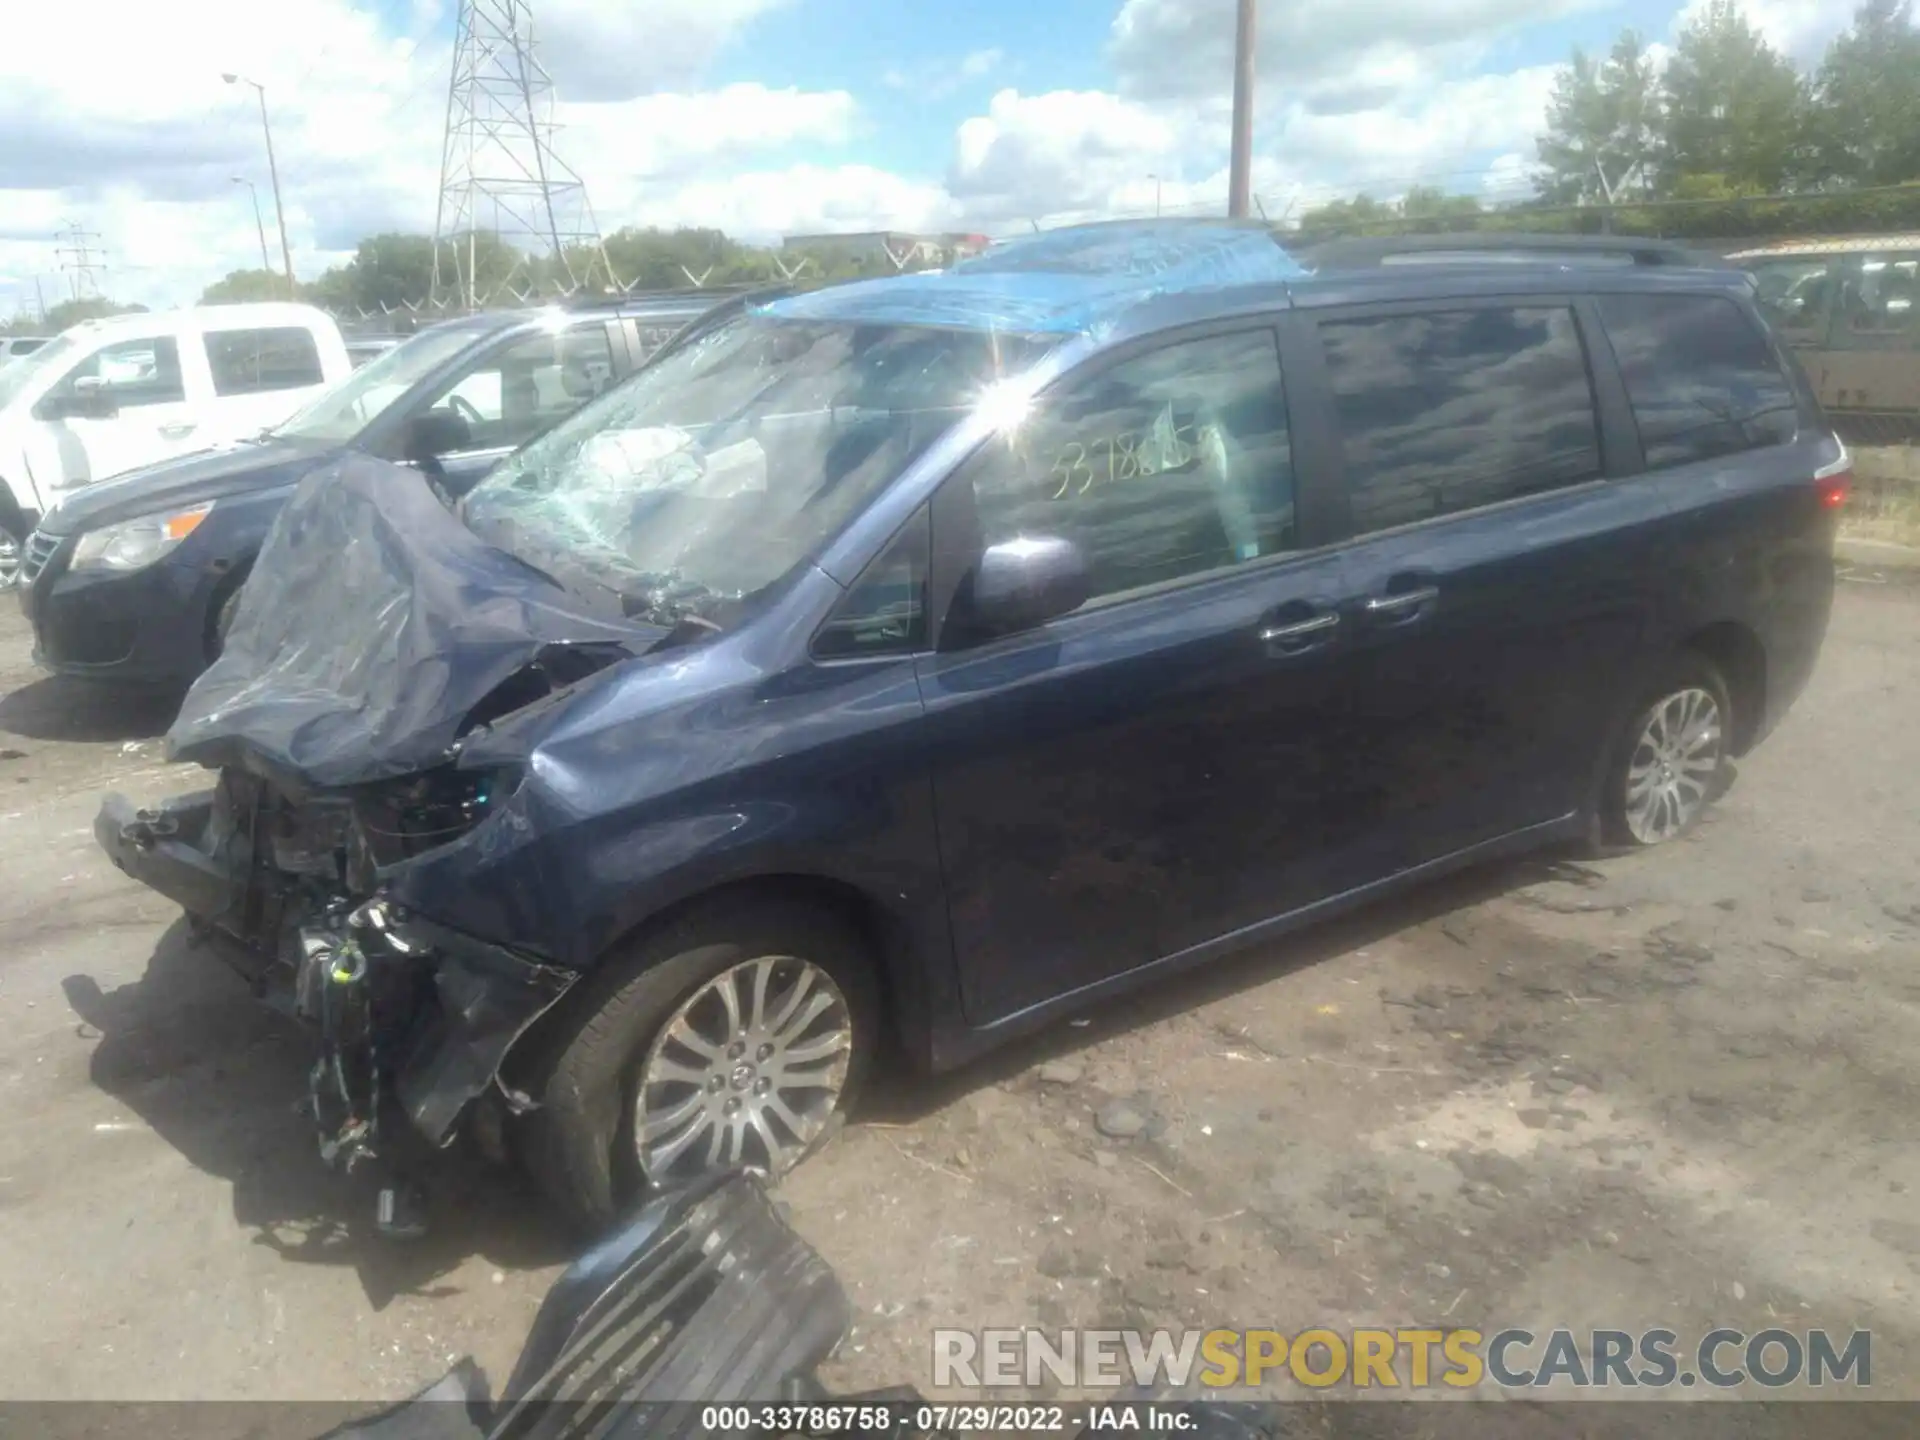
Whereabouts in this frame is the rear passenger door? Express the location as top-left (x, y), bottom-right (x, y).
top-left (1299, 298), bottom-right (1660, 870)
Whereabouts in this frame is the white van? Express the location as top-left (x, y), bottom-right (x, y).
top-left (1, 303), bottom-right (351, 585)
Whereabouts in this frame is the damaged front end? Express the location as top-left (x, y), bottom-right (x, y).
top-left (94, 455), bottom-right (663, 1230)
top-left (97, 766), bottom-right (575, 1224)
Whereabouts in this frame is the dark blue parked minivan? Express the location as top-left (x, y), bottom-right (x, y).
top-left (96, 222), bottom-right (1844, 1232)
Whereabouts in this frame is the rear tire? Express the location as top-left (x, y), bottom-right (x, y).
top-left (517, 896), bottom-right (878, 1235)
top-left (1600, 653), bottom-right (1732, 847)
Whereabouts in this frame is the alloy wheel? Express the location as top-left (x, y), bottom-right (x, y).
top-left (634, 955), bottom-right (853, 1184)
top-left (0, 527), bottom-right (21, 591)
top-left (1623, 686), bottom-right (1723, 844)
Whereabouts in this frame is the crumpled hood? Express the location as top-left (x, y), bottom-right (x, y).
top-left (166, 453), bottom-right (662, 788)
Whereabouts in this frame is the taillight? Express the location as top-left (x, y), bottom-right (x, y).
top-left (1815, 443), bottom-right (1851, 510)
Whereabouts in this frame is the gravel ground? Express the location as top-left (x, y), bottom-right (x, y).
top-left (2, 564), bottom-right (1918, 1411)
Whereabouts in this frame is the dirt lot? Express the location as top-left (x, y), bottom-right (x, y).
top-left (3, 558), bottom-right (1920, 1410)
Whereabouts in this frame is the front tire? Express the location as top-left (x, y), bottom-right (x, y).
top-left (518, 897), bottom-right (878, 1235)
top-left (1602, 654), bottom-right (1732, 847)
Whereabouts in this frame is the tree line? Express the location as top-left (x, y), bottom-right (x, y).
top-left (2, 226), bottom-right (935, 335)
top-left (1299, 0), bottom-right (1920, 239)
top-left (195, 225), bottom-right (929, 315)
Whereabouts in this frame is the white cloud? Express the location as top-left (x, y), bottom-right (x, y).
top-left (1481, 151), bottom-right (1540, 203)
top-left (1675, 0), bottom-right (1861, 66)
top-left (951, 88), bottom-right (1184, 222)
top-left (1108, 0), bottom-right (1609, 100)
top-left (0, 0), bottom-right (862, 313)
top-left (878, 47), bottom-right (1007, 103)
top-left (532, 0), bottom-right (796, 101)
top-left (960, 49), bottom-right (1005, 80)
top-left (935, 60), bottom-right (1564, 230)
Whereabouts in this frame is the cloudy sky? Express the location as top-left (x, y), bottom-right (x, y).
top-left (0, 0), bottom-right (1866, 314)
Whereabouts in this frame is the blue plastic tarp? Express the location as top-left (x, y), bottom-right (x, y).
top-left (759, 223), bottom-right (1303, 336)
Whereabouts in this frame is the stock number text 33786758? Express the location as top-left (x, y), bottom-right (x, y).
top-left (1046, 422), bottom-right (1205, 500)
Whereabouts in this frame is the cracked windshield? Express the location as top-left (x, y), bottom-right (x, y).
top-left (2, 0), bottom-right (1918, 1433)
top-left (463, 315), bottom-right (1051, 626)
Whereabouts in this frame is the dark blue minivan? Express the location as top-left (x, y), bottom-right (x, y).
top-left (96, 222), bottom-right (1844, 1231)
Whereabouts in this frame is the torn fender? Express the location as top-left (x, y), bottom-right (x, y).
top-left (391, 914), bottom-right (580, 1147)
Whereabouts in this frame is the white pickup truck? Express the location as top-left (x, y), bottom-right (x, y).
top-left (1, 302), bottom-right (351, 586)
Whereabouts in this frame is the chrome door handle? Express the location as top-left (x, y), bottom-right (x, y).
top-left (1259, 612), bottom-right (1340, 644)
top-left (1363, 585), bottom-right (1439, 615)
top-left (159, 422), bottom-right (197, 438)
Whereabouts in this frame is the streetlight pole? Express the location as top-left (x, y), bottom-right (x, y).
top-left (1149, 173), bottom-right (1162, 217)
top-left (1227, 0), bottom-right (1257, 219)
top-left (224, 73), bottom-right (296, 298)
top-left (231, 177), bottom-right (271, 273)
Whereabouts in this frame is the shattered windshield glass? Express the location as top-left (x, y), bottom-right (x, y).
top-left (460, 312), bottom-right (1053, 627)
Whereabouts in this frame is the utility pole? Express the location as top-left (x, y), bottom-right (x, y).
top-left (224, 74), bottom-right (297, 298)
top-left (34, 277), bottom-right (48, 323)
top-left (54, 222), bottom-right (106, 302)
top-left (1227, 0), bottom-right (1257, 219)
top-left (232, 177), bottom-right (273, 272)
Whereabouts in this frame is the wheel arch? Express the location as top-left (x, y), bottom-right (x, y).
top-left (202, 556), bottom-right (256, 660)
top-left (1678, 619), bottom-right (1767, 756)
top-left (501, 869), bottom-right (927, 1092)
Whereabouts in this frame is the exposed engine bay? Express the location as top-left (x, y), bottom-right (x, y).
top-left (99, 759), bottom-right (580, 1237)
top-left (89, 455), bottom-right (683, 1235)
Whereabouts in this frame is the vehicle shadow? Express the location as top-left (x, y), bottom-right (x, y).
top-left (0, 675), bottom-right (181, 743)
top-left (855, 847), bottom-right (1600, 1128)
top-left (59, 918), bottom-right (574, 1311)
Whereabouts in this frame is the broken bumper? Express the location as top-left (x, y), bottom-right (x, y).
top-left (95, 789), bottom-right (239, 923)
top-left (94, 788), bottom-right (579, 1152)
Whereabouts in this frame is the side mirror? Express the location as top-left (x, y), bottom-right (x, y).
top-left (404, 410), bottom-right (472, 469)
top-left (38, 377), bottom-right (118, 422)
top-left (964, 535), bottom-right (1092, 637)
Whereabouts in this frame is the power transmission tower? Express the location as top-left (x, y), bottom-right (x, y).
top-left (55, 222), bottom-right (107, 302)
top-left (430, 0), bottom-right (610, 310)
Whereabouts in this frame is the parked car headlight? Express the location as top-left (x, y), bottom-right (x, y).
top-left (70, 503), bottom-right (213, 573)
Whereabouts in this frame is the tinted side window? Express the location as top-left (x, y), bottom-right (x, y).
top-left (1747, 257), bottom-right (1834, 346)
top-left (1834, 251), bottom-right (1920, 348)
top-left (813, 506), bottom-right (929, 659)
top-left (62, 337), bottom-right (186, 408)
top-left (429, 325), bottom-right (617, 451)
top-left (1597, 293), bottom-right (1798, 470)
top-left (966, 330), bottom-right (1295, 603)
top-left (1322, 306), bottom-right (1600, 535)
top-left (204, 327), bottom-right (325, 396)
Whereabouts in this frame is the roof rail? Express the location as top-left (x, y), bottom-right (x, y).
top-left (1297, 232), bottom-right (1733, 271)
top-left (562, 283), bottom-right (768, 312)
